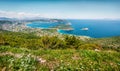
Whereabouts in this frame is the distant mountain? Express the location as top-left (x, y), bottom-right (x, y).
top-left (0, 17), bottom-right (11, 20)
top-left (0, 17), bottom-right (48, 21)
top-left (0, 17), bottom-right (17, 21)
top-left (0, 17), bottom-right (61, 23)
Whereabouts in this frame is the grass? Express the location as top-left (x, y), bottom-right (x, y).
top-left (87, 36), bottom-right (120, 52)
top-left (0, 46), bottom-right (120, 71)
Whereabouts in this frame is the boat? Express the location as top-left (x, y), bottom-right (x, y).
top-left (81, 28), bottom-right (89, 31)
top-left (66, 22), bottom-right (71, 25)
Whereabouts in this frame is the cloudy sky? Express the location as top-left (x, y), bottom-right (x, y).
top-left (0, 0), bottom-right (120, 19)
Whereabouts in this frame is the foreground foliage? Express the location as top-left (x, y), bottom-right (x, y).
top-left (0, 30), bottom-right (120, 70)
top-left (0, 46), bottom-right (120, 71)
top-left (0, 30), bottom-right (102, 50)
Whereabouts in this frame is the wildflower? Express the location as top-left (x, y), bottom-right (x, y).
top-left (95, 49), bottom-right (100, 52)
top-left (41, 59), bottom-right (46, 63)
top-left (67, 63), bottom-right (70, 66)
top-left (61, 60), bottom-right (63, 62)
top-left (38, 58), bottom-right (46, 63)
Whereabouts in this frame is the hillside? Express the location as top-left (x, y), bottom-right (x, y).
top-left (0, 30), bottom-right (120, 71)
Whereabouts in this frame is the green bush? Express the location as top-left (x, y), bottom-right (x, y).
top-left (64, 35), bottom-right (83, 49)
top-left (0, 30), bottom-right (120, 51)
top-left (40, 36), bottom-right (66, 49)
top-left (79, 43), bottom-right (102, 50)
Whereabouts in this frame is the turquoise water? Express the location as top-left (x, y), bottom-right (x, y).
top-left (27, 22), bottom-right (59, 29)
top-left (27, 20), bottom-right (120, 38)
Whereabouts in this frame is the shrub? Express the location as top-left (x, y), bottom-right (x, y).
top-left (79, 43), bottom-right (102, 50)
top-left (64, 35), bottom-right (83, 49)
top-left (40, 36), bottom-right (66, 49)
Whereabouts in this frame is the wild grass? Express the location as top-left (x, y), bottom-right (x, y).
top-left (0, 46), bottom-right (120, 71)
top-left (0, 30), bottom-right (120, 70)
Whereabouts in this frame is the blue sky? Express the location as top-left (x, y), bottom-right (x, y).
top-left (0, 0), bottom-right (120, 19)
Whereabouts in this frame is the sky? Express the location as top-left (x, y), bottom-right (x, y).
top-left (0, 0), bottom-right (120, 19)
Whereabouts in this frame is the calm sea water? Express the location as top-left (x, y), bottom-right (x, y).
top-left (27, 21), bottom-right (59, 29)
top-left (27, 20), bottom-right (120, 38)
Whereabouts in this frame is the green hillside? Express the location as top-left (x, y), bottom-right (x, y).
top-left (0, 30), bottom-right (120, 71)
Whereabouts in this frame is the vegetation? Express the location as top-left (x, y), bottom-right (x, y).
top-left (0, 30), bottom-right (120, 70)
top-left (0, 30), bottom-right (102, 50)
top-left (0, 46), bottom-right (120, 71)
top-left (88, 37), bottom-right (120, 51)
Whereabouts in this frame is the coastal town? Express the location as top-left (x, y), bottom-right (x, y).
top-left (0, 18), bottom-right (73, 36)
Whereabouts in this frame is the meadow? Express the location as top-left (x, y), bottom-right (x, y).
top-left (0, 30), bottom-right (120, 71)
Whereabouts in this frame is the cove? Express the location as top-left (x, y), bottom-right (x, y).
top-left (27, 19), bottom-right (120, 38)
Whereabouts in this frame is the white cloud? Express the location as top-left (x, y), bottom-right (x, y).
top-left (0, 10), bottom-right (42, 19)
top-left (0, 10), bottom-right (120, 20)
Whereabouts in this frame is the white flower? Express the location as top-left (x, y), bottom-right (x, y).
top-left (95, 49), bottom-right (100, 52)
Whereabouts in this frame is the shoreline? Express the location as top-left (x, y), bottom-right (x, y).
top-left (25, 22), bottom-right (91, 39)
top-left (57, 29), bottom-right (91, 38)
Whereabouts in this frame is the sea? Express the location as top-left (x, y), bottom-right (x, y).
top-left (27, 19), bottom-right (120, 38)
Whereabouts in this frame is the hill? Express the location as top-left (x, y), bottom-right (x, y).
top-left (0, 30), bottom-right (120, 70)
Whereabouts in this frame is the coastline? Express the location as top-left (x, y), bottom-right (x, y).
top-left (25, 22), bottom-right (91, 39)
top-left (57, 29), bottom-right (91, 38)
